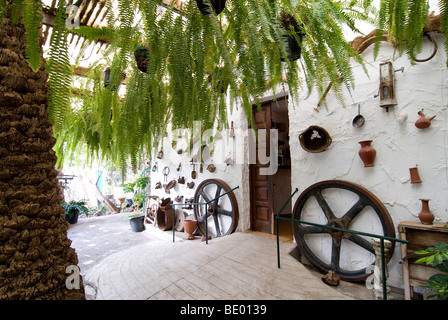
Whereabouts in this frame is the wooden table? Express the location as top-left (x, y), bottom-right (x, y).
top-left (398, 221), bottom-right (448, 300)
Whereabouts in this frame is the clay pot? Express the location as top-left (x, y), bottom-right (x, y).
top-left (183, 219), bottom-right (198, 240)
top-left (409, 167), bottom-right (422, 184)
top-left (358, 140), bottom-right (376, 167)
top-left (418, 199), bottom-right (435, 225)
top-left (415, 111), bottom-right (436, 129)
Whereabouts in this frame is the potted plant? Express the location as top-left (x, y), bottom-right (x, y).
top-left (126, 212), bottom-right (146, 232)
top-left (62, 200), bottom-right (89, 224)
top-left (196, 0), bottom-right (227, 16)
top-left (122, 177), bottom-right (149, 232)
top-left (416, 241), bottom-right (448, 300)
top-left (279, 11), bottom-right (304, 62)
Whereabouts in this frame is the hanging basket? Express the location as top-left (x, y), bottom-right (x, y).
top-left (279, 11), bottom-right (304, 62)
top-left (134, 45), bottom-right (149, 73)
top-left (280, 34), bottom-right (302, 62)
top-left (299, 126), bottom-right (332, 153)
top-left (196, 0), bottom-right (227, 16)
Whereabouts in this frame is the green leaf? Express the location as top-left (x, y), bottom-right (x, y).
top-left (23, 0), bottom-right (43, 72)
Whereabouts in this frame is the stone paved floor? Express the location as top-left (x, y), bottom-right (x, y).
top-left (68, 214), bottom-right (376, 301)
top-left (67, 213), bottom-right (157, 274)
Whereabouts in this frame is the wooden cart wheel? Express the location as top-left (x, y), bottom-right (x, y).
top-left (193, 179), bottom-right (239, 238)
top-left (292, 180), bottom-right (395, 282)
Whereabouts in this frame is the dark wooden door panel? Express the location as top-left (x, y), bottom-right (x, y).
top-left (250, 103), bottom-right (273, 233)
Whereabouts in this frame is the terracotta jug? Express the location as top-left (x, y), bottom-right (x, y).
top-left (415, 111), bottom-right (436, 129)
top-left (358, 140), bottom-right (376, 167)
top-left (409, 167), bottom-right (422, 184)
top-left (418, 199), bottom-right (434, 225)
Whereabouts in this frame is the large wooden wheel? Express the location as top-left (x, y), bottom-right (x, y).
top-left (193, 179), bottom-right (239, 238)
top-left (292, 180), bottom-right (395, 282)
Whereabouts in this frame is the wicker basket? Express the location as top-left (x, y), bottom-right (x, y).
top-left (299, 125), bottom-right (332, 153)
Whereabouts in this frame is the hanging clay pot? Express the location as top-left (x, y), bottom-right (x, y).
top-left (418, 199), bottom-right (435, 225)
top-left (415, 111), bottom-right (436, 129)
top-left (358, 140), bottom-right (376, 167)
top-left (409, 167), bottom-right (422, 184)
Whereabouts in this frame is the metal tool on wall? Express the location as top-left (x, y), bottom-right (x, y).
top-left (352, 104), bottom-right (365, 128)
top-left (374, 61), bottom-right (403, 112)
top-left (162, 166), bottom-right (170, 182)
top-left (191, 161), bottom-right (197, 179)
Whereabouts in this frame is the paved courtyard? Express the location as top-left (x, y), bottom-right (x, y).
top-left (67, 214), bottom-right (376, 301)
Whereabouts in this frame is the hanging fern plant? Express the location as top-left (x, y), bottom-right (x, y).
top-left (2, 0), bottom-right (447, 174)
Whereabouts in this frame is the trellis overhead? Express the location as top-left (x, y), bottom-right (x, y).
top-left (41, 0), bottom-right (184, 70)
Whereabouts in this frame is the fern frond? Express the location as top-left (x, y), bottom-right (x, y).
top-left (0, 0), bottom-right (8, 22)
top-left (23, 0), bottom-right (43, 71)
top-left (71, 26), bottom-right (117, 43)
top-left (47, 0), bottom-right (73, 132)
top-left (440, 0), bottom-right (448, 65)
top-left (406, 0), bottom-right (429, 61)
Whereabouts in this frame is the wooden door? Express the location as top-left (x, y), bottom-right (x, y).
top-left (250, 103), bottom-right (273, 233)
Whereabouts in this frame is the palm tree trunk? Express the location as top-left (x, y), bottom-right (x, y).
top-left (0, 9), bottom-right (85, 299)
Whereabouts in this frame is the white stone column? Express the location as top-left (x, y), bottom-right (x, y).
top-left (371, 238), bottom-right (393, 300)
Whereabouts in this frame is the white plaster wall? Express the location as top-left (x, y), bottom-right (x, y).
top-left (288, 33), bottom-right (448, 287)
top-left (148, 104), bottom-right (251, 233)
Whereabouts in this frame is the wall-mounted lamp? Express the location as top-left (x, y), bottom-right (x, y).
top-left (375, 61), bottom-right (403, 112)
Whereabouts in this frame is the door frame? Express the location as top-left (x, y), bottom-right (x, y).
top-left (249, 96), bottom-right (289, 234)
